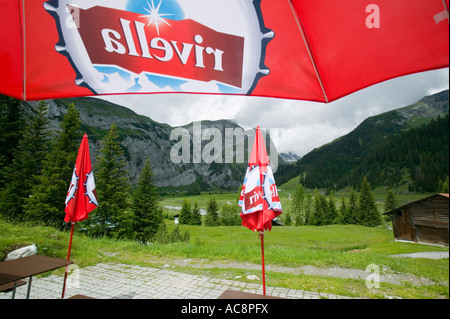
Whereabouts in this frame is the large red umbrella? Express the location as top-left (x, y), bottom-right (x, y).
top-left (0, 0), bottom-right (447, 102)
top-left (238, 126), bottom-right (282, 295)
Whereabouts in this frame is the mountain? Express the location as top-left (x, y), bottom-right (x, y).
top-left (12, 89), bottom-right (448, 193)
top-left (275, 89), bottom-right (449, 192)
top-left (22, 97), bottom-right (282, 192)
top-left (280, 152), bottom-right (301, 163)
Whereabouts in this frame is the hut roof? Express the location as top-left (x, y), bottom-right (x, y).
top-left (385, 193), bottom-right (449, 215)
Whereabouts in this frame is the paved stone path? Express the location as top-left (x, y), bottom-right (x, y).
top-left (390, 251), bottom-right (449, 260)
top-left (0, 263), bottom-right (353, 299)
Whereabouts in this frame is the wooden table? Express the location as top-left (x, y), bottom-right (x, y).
top-left (0, 255), bottom-right (73, 299)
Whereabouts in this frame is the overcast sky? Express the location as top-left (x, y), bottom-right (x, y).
top-left (99, 68), bottom-right (449, 157)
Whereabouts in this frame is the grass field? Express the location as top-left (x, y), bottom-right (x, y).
top-left (1, 214), bottom-right (448, 299)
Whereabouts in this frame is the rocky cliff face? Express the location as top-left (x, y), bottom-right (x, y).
top-left (397, 89), bottom-right (449, 126)
top-left (25, 97), bottom-right (281, 191)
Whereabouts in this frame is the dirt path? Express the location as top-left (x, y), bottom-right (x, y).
top-left (160, 256), bottom-right (441, 286)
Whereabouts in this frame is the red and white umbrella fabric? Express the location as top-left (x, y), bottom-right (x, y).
top-left (64, 134), bottom-right (98, 224)
top-left (239, 126), bottom-right (282, 233)
top-left (0, 0), bottom-right (447, 102)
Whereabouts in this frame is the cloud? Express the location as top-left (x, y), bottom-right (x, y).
top-left (98, 68), bottom-right (449, 156)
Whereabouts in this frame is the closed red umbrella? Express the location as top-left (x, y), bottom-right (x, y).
top-left (239, 126), bottom-right (282, 295)
top-left (64, 134), bottom-right (98, 224)
top-left (0, 0), bottom-right (447, 102)
top-left (62, 134), bottom-right (98, 298)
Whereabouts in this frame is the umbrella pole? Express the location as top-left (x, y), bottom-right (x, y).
top-left (61, 222), bottom-right (75, 299)
top-left (259, 231), bottom-right (266, 295)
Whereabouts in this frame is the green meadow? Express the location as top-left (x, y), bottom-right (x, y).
top-left (1, 178), bottom-right (447, 299)
top-left (1, 204), bottom-right (448, 299)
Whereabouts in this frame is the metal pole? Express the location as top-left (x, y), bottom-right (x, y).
top-left (61, 222), bottom-right (75, 298)
top-left (259, 231), bottom-right (266, 295)
top-left (26, 276), bottom-right (32, 299)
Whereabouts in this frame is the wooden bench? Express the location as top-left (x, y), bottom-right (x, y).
top-left (0, 279), bottom-right (27, 293)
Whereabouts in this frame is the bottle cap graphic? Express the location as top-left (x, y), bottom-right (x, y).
top-left (45, 0), bottom-right (273, 96)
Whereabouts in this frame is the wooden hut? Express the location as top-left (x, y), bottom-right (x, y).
top-left (386, 193), bottom-right (449, 246)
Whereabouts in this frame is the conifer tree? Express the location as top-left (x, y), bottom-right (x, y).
top-left (0, 95), bottom-right (25, 183)
top-left (292, 184), bottom-right (305, 226)
top-left (340, 188), bottom-right (359, 225)
top-left (89, 123), bottom-right (130, 237)
top-left (132, 159), bottom-right (160, 243)
top-left (338, 196), bottom-right (347, 224)
top-left (384, 188), bottom-right (397, 213)
top-left (327, 192), bottom-right (338, 224)
top-left (358, 177), bottom-right (381, 227)
top-left (190, 201), bottom-right (202, 226)
top-left (304, 192), bottom-right (313, 224)
top-left (347, 188), bottom-right (359, 225)
top-left (0, 101), bottom-right (50, 221)
top-left (438, 176), bottom-right (449, 193)
top-left (154, 219), bottom-right (170, 244)
top-left (178, 199), bottom-right (192, 225)
top-left (25, 103), bottom-right (82, 227)
top-left (310, 192), bottom-right (327, 226)
top-left (204, 196), bottom-right (220, 226)
top-left (284, 212), bottom-right (293, 226)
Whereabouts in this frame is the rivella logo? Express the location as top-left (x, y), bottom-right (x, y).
top-left (45, 0), bottom-right (273, 95)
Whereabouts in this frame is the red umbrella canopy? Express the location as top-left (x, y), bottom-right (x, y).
top-left (0, 0), bottom-right (447, 102)
top-left (239, 127), bottom-right (282, 232)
